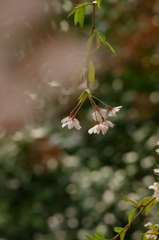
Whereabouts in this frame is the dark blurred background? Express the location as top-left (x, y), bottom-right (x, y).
top-left (0, 0), bottom-right (159, 240)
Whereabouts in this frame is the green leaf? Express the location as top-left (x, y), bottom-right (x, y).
top-left (95, 35), bottom-right (101, 50)
top-left (138, 196), bottom-right (157, 215)
top-left (149, 225), bottom-right (157, 231)
top-left (114, 227), bottom-right (123, 233)
top-left (121, 194), bottom-right (139, 207)
top-left (78, 90), bottom-right (88, 105)
top-left (104, 40), bottom-right (116, 53)
top-left (74, 9), bottom-right (79, 25)
top-left (97, 0), bottom-right (102, 9)
top-left (120, 229), bottom-right (127, 240)
top-left (85, 235), bottom-right (97, 240)
top-left (153, 159), bottom-right (159, 168)
top-left (94, 232), bottom-right (105, 240)
top-left (145, 199), bottom-right (158, 215)
top-left (128, 208), bottom-right (137, 225)
top-left (80, 67), bottom-right (87, 81)
top-left (68, 3), bottom-right (90, 26)
top-left (142, 234), bottom-right (147, 240)
top-left (86, 34), bottom-right (95, 54)
top-left (141, 196), bottom-right (153, 205)
top-left (73, 6), bottom-right (85, 28)
top-left (76, 3), bottom-right (90, 8)
top-left (96, 31), bottom-right (115, 53)
top-left (88, 60), bottom-right (95, 84)
top-left (114, 227), bottom-right (127, 240)
top-left (78, 6), bottom-right (85, 28)
top-left (94, 31), bottom-right (106, 51)
top-left (96, 31), bottom-right (106, 40)
top-left (67, 7), bottom-right (79, 18)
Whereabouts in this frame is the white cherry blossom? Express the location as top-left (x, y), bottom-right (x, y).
top-left (88, 123), bottom-right (108, 135)
top-left (146, 230), bottom-right (158, 240)
top-left (61, 116), bottom-right (70, 125)
top-left (61, 116), bottom-right (81, 130)
top-left (144, 222), bottom-right (159, 240)
top-left (154, 169), bottom-right (159, 174)
top-left (156, 141), bottom-right (159, 154)
top-left (148, 182), bottom-right (159, 201)
top-left (156, 149), bottom-right (159, 154)
top-left (88, 124), bottom-right (100, 134)
top-left (92, 108), bottom-right (106, 121)
top-left (144, 222), bottom-right (153, 227)
top-left (102, 120), bottom-right (115, 128)
top-left (99, 123), bottom-right (109, 134)
top-left (109, 106), bottom-right (122, 117)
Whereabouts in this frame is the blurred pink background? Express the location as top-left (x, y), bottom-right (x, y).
top-left (0, 0), bottom-right (85, 131)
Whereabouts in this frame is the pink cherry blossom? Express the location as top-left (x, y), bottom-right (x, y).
top-left (61, 116), bottom-right (81, 130)
top-left (109, 106), bottom-right (122, 117)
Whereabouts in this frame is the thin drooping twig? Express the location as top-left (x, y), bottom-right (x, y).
top-left (86, 1), bottom-right (96, 89)
top-left (91, 2), bottom-right (96, 35)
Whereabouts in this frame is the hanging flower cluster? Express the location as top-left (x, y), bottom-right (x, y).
top-left (61, 89), bottom-right (122, 135)
top-left (62, 0), bottom-right (120, 135)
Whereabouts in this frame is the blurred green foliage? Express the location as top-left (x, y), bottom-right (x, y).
top-left (0, 0), bottom-right (159, 240)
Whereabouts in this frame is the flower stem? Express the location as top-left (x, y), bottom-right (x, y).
top-left (88, 95), bottom-right (96, 109)
top-left (91, 2), bottom-right (96, 35)
top-left (72, 96), bottom-right (87, 118)
top-left (86, 1), bottom-right (96, 89)
top-left (70, 102), bottom-right (82, 116)
top-left (91, 95), bottom-right (111, 109)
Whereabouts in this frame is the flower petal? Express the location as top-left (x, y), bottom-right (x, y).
top-left (61, 116), bottom-right (70, 123)
top-left (154, 169), bottom-right (159, 174)
top-left (92, 108), bottom-right (106, 121)
top-left (100, 123), bottom-right (108, 135)
top-left (109, 106), bottom-right (122, 117)
top-left (144, 222), bottom-right (152, 227)
top-left (102, 120), bottom-right (114, 128)
top-left (88, 126), bottom-right (95, 134)
top-left (156, 149), bottom-right (159, 154)
top-left (61, 116), bottom-right (81, 130)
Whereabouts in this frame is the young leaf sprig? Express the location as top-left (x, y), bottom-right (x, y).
top-left (68, 1), bottom-right (115, 88)
top-left (68, 1), bottom-right (102, 28)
